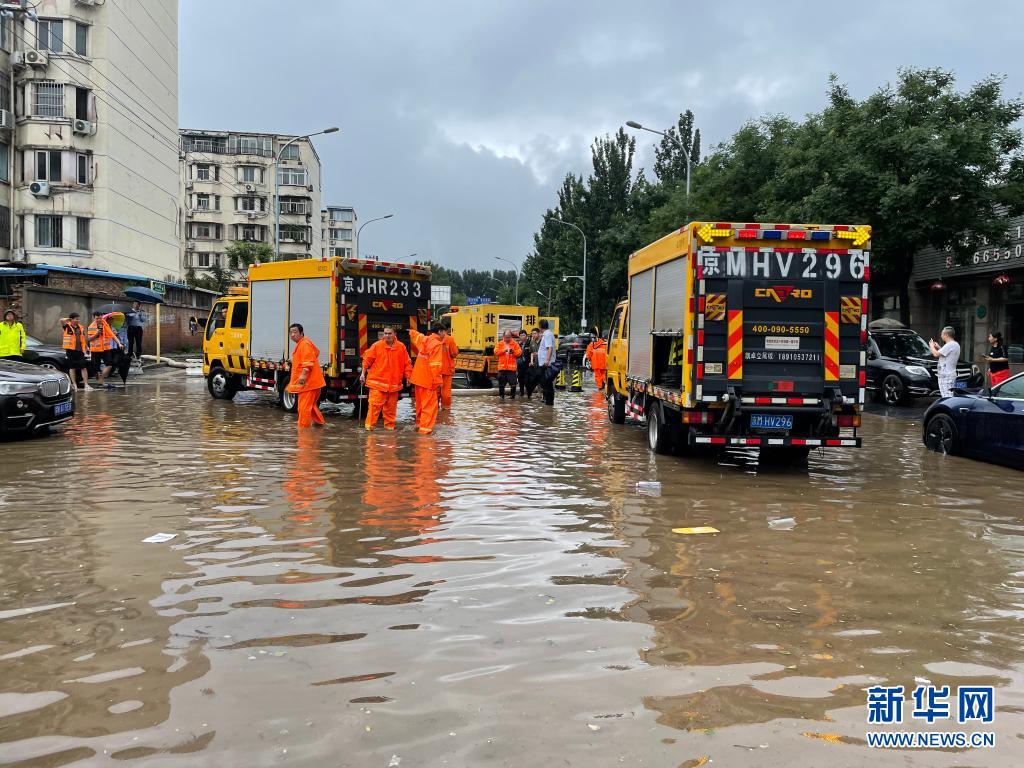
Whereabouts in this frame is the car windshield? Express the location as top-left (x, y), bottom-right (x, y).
top-left (875, 333), bottom-right (930, 358)
top-left (25, 335), bottom-right (42, 347)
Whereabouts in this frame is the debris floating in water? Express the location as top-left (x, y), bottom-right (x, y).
top-left (672, 526), bottom-right (720, 535)
top-left (768, 517), bottom-right (796, 530)
top-left (142, 533), bottom-right (177, 544)
top-left (636, 481), bottom-right (662, 497)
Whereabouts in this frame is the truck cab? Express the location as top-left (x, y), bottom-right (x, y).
top-left (203, 288), bottom-right (249, 399)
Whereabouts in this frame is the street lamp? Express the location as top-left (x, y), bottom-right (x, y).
top-left (552, 218), bottom-right (587, 329)
top-left (536, 289), bottom-right (552, 315)
top-left (274, 126), bottom-right (339, 259)
top-left (356, 214), bottom-right (394, 259)
top-left (626, 120), bottom-right (690, 198)
top-left (488, 276), bottom-right (509, 291)
top-left (494, 256), bottom-right (520, 304)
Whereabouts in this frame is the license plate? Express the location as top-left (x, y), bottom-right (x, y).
top-left (750, 413), bottom-right (793, 430)
top-left (54, 400), bottom-right (72, 416)
top-left (954, 380), bottom-right (967, 390)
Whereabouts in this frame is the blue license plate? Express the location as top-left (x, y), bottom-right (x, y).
top-left (750, 413), bottom-right (793, 430)
top-left (954, 380), bottom-right (967, 390)
top-left (54, 400), bottom-right (72, 416)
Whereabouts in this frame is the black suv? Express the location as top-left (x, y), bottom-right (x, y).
top-left (0, 360), bottom-right (75, 436)
top-left (867, 328), bottom-right (982, 405)
top-left (557, 333), bottom-right (594, 367)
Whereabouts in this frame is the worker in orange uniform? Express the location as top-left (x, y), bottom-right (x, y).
top-left (584, 331), bottom-right (608, 390)
top-left (408, 322), bottom-right (444, 434)
top-left (494, 329), bottom-right (522, 400)
top-left (359, 325), bottom-right (411, 431)
top-left (438, 322), bottom-right (459, 411)
top-left (286, 323), bottom-right (326, 428)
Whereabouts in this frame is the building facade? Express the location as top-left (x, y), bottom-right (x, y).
top-left (905, 214), bottom-right (1024, 367)
top-left (321, 204), bottom-right (356, 258)
top-left (181, 130), bottom-right (323, 274)
top-left (11, 0), bottom-right (180, 280)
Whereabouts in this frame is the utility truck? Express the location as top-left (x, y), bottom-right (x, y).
top-left (442, 303), bottom-right (559, 385)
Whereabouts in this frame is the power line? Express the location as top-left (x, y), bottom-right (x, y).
top-left (103, 11), bottom-right (177, 83)
top-left (110, 0), bottom-right (178, 53)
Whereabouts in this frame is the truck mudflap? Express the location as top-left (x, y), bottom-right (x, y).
top-left (691, 434), bottom-right (861, 448)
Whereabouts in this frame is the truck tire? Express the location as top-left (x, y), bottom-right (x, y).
top-left (278, 376), bottom-right (298, 412)
top-left (608, 392), bottom-right (626, 424)
top-left (207, 367), bottom-right (237, 400)
top-left (647, 402), bottom-right (673, 455)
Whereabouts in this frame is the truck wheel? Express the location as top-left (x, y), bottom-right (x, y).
top-left (207, 367), bottom-right (237, 400)
top-left (647, 403), bottom-right (673, 455)
top-left (278, 377), bottom-right (298, 412)
top-left (608, 392), bottom-right (626, 424)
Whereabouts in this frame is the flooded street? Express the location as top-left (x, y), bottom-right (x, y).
top-left (1, 374), bottom-right (1023, 767)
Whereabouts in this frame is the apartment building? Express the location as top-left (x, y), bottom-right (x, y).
top-left (11, 0), bottom-right (180, 279)
top-left (321, 205), bottom-right (356, 258)
top-left (181, 130), bottom-right (323, 273)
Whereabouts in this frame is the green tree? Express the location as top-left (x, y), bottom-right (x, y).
top-left (654, 109), bottom-right (702, 185)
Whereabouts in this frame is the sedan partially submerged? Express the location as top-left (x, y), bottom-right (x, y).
top-left (922, 372), bottom-right (1024, 469)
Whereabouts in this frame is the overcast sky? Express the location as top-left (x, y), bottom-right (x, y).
top-left (180, 1), bottom-right (1024, 271)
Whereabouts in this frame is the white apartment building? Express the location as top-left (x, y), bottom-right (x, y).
top-left (321, 204), bottom-right (356, 258)
top-left (11, 0), bottom-right (180, 279)
top-left (181, 130), bottom-right (323, 273)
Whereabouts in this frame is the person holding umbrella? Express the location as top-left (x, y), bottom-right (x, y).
top-left (88, 310), bottom-right (124, 388)
top-left (124, 301), bottom-right (148, 360)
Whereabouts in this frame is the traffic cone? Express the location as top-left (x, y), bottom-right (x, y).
top-left (555, 368), bottom-right (566, 390)
top-left (570, 367), bottom-right (583, 392)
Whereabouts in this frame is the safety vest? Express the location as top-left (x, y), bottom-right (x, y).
top-left (0, 321), bottom-right (25, 357)
top-left (62, 322), bottom-right (87, 352)
top-left (88, 320), bottom-right (115, 352)
top-left (585, 339), bottom-right (607, 369)
top-left (495, 340), bottom-right (522, 371)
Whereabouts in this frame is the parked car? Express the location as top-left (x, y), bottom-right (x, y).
top-left (20, 334), bottom-right (71, 372)
top-left (556, 333), bottom-right (594, 367)
top-left (922, 372), bottom-right (1024, 469)
top-left (0, 360), bottom-right (75, 436)
top-left (867, 328), bottom-right (982, 405)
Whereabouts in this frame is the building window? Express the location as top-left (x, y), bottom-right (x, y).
top-left (77, 153), bottom-right (88, 184)
top-left (239, 224), bottom-right (262, 242)
top-left (190, 223), bottom-right (221, 239)
top-left (331, 247), bottom-right (352, 258)
top-left (75, 87), bottom-right (89, 120)
top-left (330, 208), bottom-right (354, 222)
top-left (76, 217), bottom-right (89, 250)
top-left (0, 17), bottom-right (10, 53)
top-left (0, 79), bottom-right (9, 112)
top-left (238, 166), bottom-right (262, 183)
top-left (36, 215), bottom-right (63, 248)
top-left (237, 196), bottom-right (264, 212)
top-left (194, 164), bottom-right (218, 181)
top-left (37, 19), bottom-right (64, 53)
top-left (196, 252), bottom-right (221, 269)
top-left (279, 144), bottom-right (300, 161)
top-left (182, 135), bottom-right (228, 154)
top-left (32, 82), bottom-right (64, 118)
top-left (0, 206), bottom-right (10, 249)
top-left (330, 227), bottom-right (354, 240)
top-left (278, 224), bottom-right (309, 243)
top-left (279, 197), bottom-right (308, 215)
top-left (229, 135), bottom-right (272, 156)
top-left (0, 143), bottom-right (8, 183)
top-left (195, 193), bottom-right (212, 210)
top-left (277, 168), bottom-right (308, 186)
top-left (35, 150), bottom-right (61, 182)
top-left (74, 22), bottom-right (87, 56)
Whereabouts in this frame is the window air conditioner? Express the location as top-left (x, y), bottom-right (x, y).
top-left (247, 212), bottom-right (258, 220)
top-left (73, 119), bottom-right (93, 135)
top-left (245, 184), bottom-right (254, 192)
top-left (24, 50), bottom-right (49, 68)
top-left (0, 110), bottom-right (10, 130)
top-left (30, 181), bottom-right (50, 197)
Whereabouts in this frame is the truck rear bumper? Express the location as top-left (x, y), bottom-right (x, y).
top-left (691, 435), bottom-right (861, 448)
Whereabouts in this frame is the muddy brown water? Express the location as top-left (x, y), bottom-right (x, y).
top-left (1, 375), bottom-right (1022, 766)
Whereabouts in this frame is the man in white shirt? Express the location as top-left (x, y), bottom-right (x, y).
top-left (536, 319), bottom-right (556, 406)
top-left (929, 326), bottom-right (961, 398)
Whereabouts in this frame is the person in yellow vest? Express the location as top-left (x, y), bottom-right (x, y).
top-left (60, 312), bottom-right (92, 390)
top-left (584, 332), bottom-right (608, 390)
top-left (88, 310), bottom-right (123, 388)
top-left (0, 309), bottom-right (26, 361)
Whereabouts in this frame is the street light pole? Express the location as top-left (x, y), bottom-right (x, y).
top-left (355, 214), bottom-right (395, 259)
top-left (494, 256), bottom-right (520, 304)
top-left (536, 289), bottom-right (552, 315)
top-left (553, 218), bottom-right (587, 330)
top-left (274, 127), bottom-right (339, 259)
top-left (626, 120), bottom-right (690, 198)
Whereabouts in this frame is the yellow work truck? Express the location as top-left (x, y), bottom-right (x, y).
top-left (202, 257), bottom-right (431, 410)
top-left (607, 221), bottom-right (870, 461)
top-left (442, 303), bottom-right (560, 385)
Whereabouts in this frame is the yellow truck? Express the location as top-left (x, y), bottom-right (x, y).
top-left (442, 303), bottom-right (560, 385)
top-left (202, 257), bottom-right (432, 409)
top-left (607, 221), bottom-right (870, 461)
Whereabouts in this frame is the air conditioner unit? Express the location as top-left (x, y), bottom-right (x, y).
top-left (245, 184), bottom-right (254, 192)
top-left (0, 110), bottom-right (10, 130)
top-left (186, 242), bottom-right (195, 250)
top-left (30, 181), bottom-right (50, 197)
top-left (73, 119), bottom-right (93, 135)
top-left (13, 247), bottom-right (27, 262)
top-left (246, 212), bottom-right (258, 220)
top-left (185, 181), bottom-right (193, 189)
top-left (24, 50), bottom-right (48, 68)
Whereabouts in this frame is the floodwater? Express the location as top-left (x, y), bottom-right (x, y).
top-left (1, 374), bottom-right (1022, 767)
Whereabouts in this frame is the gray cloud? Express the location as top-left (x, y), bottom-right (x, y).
top-left (181, 0), bottom-right (1024, 270)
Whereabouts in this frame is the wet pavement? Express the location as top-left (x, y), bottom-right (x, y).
top-left (1, 373), bottom-right (1022, 767)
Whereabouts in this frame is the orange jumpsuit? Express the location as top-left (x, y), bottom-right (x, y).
top-left (288, 336), bottom-right (326, 428)
top-left (409, 329), bottom-right (443, 434)
top-left (585, 338), bottom-right (608, 390)
top-left (439, 334), bottom-right (459, 410)
top-left (362, 338), bottom-right (411, 430)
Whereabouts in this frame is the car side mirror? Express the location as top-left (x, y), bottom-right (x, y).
top-left (981, 387), bottom-right (992, 398)
top-left (197, 317), bottom-right (208, 329)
